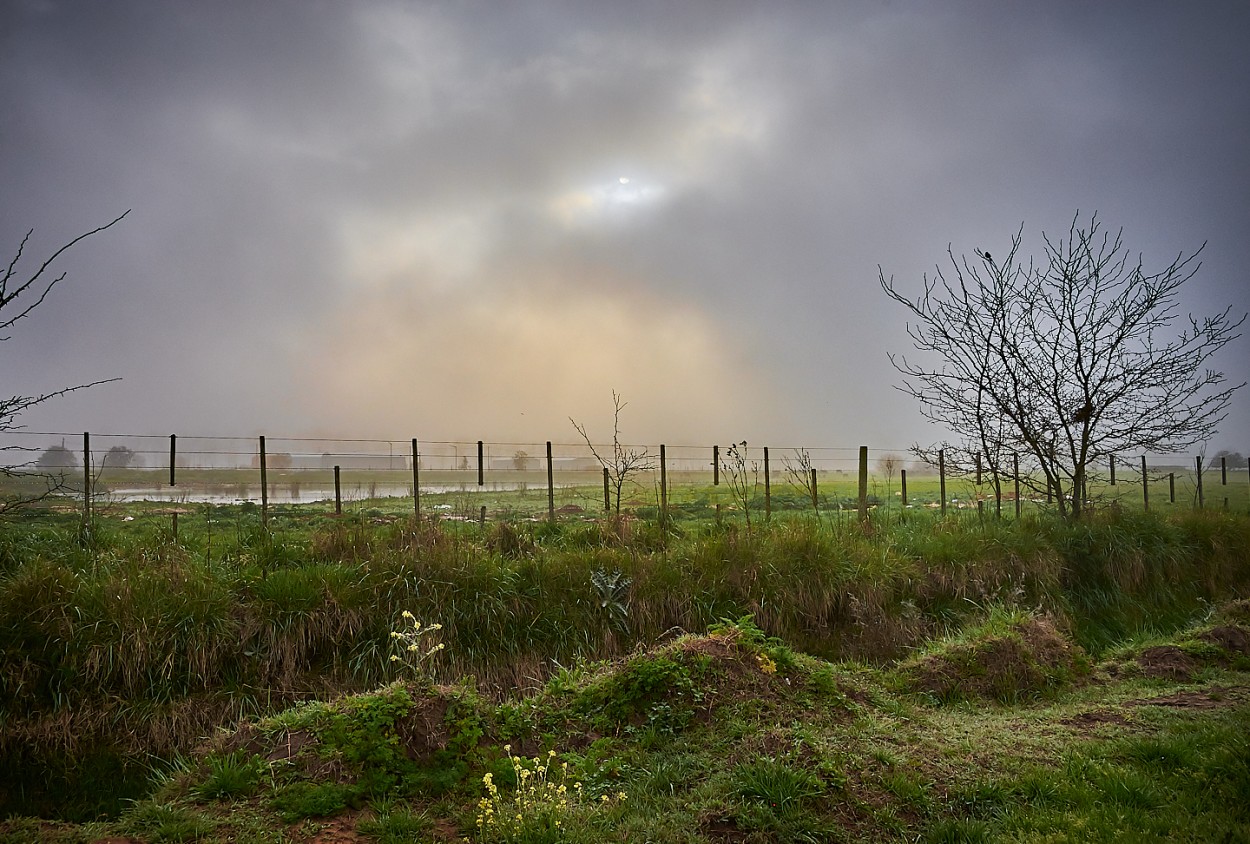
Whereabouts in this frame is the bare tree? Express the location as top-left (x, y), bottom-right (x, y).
top-left (782, 447), bottom-right (819, 513)
top-left (878, 452), bottom-right (902, 503)
top-left (570, 390), bottom-right (654, 517)
top-left (880, 212), bottom-right (1244, 520)
top-left (2, 212), bottom-right (128, 514)
top-left (720, 440), bottom-right (758, 530)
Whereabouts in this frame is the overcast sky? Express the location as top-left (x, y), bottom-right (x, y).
top-left (3, 0), bottom-right (1248, 456)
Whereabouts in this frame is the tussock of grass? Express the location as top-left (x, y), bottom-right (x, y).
top-left (893, 607), bottom-right (1091, 704)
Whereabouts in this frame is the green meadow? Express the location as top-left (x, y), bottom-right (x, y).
top-left (1, 484), bottom-right (1248, 841)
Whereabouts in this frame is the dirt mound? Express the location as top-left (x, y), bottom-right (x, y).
top-left (1136, 645), bottom-right (1198, 680)
top-left (203, 681), bottom-right (466, 793)
top-left (1199, 625), bottom-right (1250, 656)
top-left (897, 613), bottom-right (1089, 704)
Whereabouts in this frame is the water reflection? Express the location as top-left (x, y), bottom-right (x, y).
top-left (107, 481), bottom-right (549, 504)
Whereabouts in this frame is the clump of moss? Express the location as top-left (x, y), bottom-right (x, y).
top-left (894, 608), bottom-right (1090, 704)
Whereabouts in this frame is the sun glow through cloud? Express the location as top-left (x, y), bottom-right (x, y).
top-left (294, 279), bottom-right (777, 443)
top-left (548, 174), bottom-right (668, 226)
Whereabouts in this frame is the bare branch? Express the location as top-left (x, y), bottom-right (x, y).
top-left (1, 210), bottom-right (130, 338)
top-left (2, 214), bottom-right (127, 514)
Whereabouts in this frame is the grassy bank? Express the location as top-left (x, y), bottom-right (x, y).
top-left (4, 605), bottom-right (1249, 843)
top-left (0, 504), bottom-right (1248, 824)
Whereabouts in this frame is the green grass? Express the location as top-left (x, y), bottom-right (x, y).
top-left (0, 500), bottom-right (1247, 832)
top-left (118, 799), bottom-right (217, 842)
top-left (1, 609), bottom-right (1249, 842)
top-left (188, 751), bottom-right (265, 801)
top-left (969, 706), bottom-right (1250, 841)
top-left (355, 803), bottom-right (434, 842)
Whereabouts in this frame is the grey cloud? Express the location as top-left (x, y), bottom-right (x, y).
top-left (2, 0), bottom-right (1247, 449)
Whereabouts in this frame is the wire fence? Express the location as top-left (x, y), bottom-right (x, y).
top-left (3, 430), bottom-right (1248, 526)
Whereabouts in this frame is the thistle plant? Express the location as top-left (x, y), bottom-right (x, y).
top-left (389, 610), bottom-right (444, 685)
top-left (590, 568), bottom-right (631, 630)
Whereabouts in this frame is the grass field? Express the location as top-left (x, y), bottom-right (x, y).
top-left (0, 494), bottom-right (1248, 841)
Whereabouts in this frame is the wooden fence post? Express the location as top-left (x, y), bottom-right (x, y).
top-left (411, 439), bottom-right (420, 521)
top-left (603, 467), bottom-right (611, 513)
top-left (858, 445), bottom-right (869, 523)
top-left (1141, 455), bottom-right (1149, 512)
top-left (477, 441), bottom-right (484, 487)
top-left (169, 434), bottom-right (177, 486)
top-left (546, 441), bottom-right (554, 522)
top-left (713, 445), bottom-right (719, 485)
top-left (1013, 453), bottom-right (1021, 518)
top-left (939, 449), bottom-right (947, 516)
top-left (82, 432), bottom-right (91, 527)
top-left (976, 452), bottom-right (984, 517)
top-left (1169, 472), bottom-right (1175, 504)
top-left (1196, 455), bottom-right (1204, 509)
top-left (810, 467), bottom-right (819, 511)
top-left (660, 444), bottom-right (668, 522)
top-left (1110, 454), bottom-right (1116, 485)
top-left (901, 467), bottom-right (908, 508)
top-left (334, 465), bottom-right (342, 515)
top-left (259, 435), bottom-right (268, 527)
top-left (763, 446), bottom-right (771, 520)
top-left (974, 453), bottom-right (984, 516)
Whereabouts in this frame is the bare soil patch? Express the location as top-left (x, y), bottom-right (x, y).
top-left (1129, 685), bottom-right (1247, 710)
top-left (302, 810), bottom-right (367, 843)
